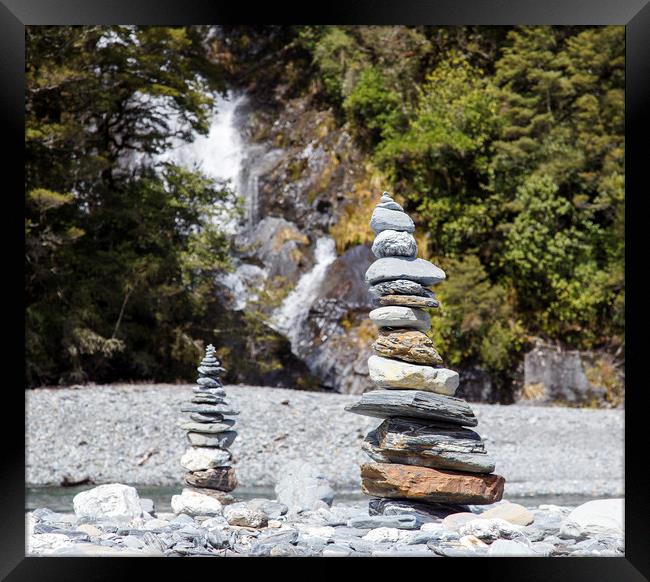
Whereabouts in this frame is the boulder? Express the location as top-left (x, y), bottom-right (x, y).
top-left (559, 499), bottom-right (624, 539)
top-left (275, 461), bottom-right (335, 512)
top-left (72, 484), bottom-right (143, 523)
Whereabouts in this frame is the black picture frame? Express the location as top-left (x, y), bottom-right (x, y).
top-left (4, 1), bottom-right (648, 579)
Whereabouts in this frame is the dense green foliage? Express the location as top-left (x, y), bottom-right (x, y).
top-left (25, 26), bottom-right (234, 386)
top-left (282, 25), bottom-right (625, 389)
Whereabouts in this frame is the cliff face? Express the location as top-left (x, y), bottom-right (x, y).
top-left (210, 89), bottom-right (376, 393)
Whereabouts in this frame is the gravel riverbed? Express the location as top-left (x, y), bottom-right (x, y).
top-left (26, 384), bottom-right (624, 498)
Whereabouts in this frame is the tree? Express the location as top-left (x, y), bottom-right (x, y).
top-left (25, 26), bottom-right (234, 386)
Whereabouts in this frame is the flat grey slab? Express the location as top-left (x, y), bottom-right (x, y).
top-left (345, 389), bottom-right (478, 427)
top-left (365, 257), bottom-right (446, 286)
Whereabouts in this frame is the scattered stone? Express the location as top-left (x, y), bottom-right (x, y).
top-left (488, 538), bottom-right (538, 556)
top-left (275, 461), bottom-right (335, 512)
top-left (224, 502), bottom-right (268, 528)
top-left (73, 483), bottom-right (143, 523)
top-left (368, 355), bottom-right (459, 395)
top-left (442, 512), bottom-right (484, 531)
top-left (170, 488), bottom-right (223, 517)
top-left (247, 498), bottom-right (288, 520)
top-left (361, 463), bottom-right (505, 504)
top-left (369, 498), bottom-right (469, 524)
top-left (479, 502), bottom-right (535, 526)
top-left (322, 544), bottom-right (353, 557)
top-left (559, 498), bottom-right (624, 539)
top-left (459, 518), bottom-right (523, 542)
top-left (365, 257), bottom-right (446, 286)
top-left (345, 389), bottom-right (478, 426)
top-left (76, 523), bottom-right (102, 537)
top-left (363, 526), bottom-right (402, 543)
top-left (459, 534), bottom-right (489, 549)
top-left (347, 514), bottom-right (419, 530)
top-left (372, 229), bottom-right (418, 259)
top-left (373, 330), bottom-right (442, 365)
top-left (369, 306), bottom-right (431, 331)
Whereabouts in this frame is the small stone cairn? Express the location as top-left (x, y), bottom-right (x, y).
top-left (179, 344), bottom-right (238, 498)
top-left (346, 192), bottom-right (505, 515)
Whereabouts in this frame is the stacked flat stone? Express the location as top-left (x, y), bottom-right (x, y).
top-left (346, 192), bottom-right (505, 511)
top-left (179, 344), bottom-right (238, 496)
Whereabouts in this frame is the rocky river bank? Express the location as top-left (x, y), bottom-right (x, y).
top-left (27, 384), bottom-right (623, 497)
top-left (26, 384), bottom-right (624, 557)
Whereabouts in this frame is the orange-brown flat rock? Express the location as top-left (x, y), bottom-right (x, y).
top-left (361, 462), bottom-right (505, 505)
top-left (372, 329), bottom-right (443, 365)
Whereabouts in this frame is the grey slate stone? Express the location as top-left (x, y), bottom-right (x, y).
top-left (345, 389), bottom-right (478, 426)
top-left (365, 257), bottom-right (446, 286)
top-left (369, 279), bottom-right (436, 298)
top-left (372, 229), bottom-right (418, 259)
top-left (347, 514), bottom-right (419, 530)
top-left (370, 207), bottom-right (415, 234)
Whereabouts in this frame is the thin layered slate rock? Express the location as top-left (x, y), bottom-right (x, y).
top-left (369, 306), bottom-right (431, 331)
top-left (374, 294), bottom-right (439, 309)
top-left (365, 257), bottom-right (446, 286)
top-left (368, 355), bottom-right (459, 395)
top-left (369, 279), bottom-right (436, 298)
top-left (185, 467), bottom-right (237, 491)
top-left (345, 389), bottom-right (478, 427)
top-left (361, 462), bottom-right (505, 504)
top-left (362, 425), bottom-right (495, 474)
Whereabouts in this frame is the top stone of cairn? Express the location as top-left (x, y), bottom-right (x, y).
top-left (370, 193), bottom-right (415, 234)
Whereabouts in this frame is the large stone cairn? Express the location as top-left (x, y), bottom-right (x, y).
top-left (179, 344), bottom-right (238, 497)
top-left (346, 192), bottom-right (505, 513)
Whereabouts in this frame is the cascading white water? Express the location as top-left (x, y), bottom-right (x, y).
top-left (271, 237), bottom-right (338, 352)
top-left (156, 92), bottom-right (248, 234)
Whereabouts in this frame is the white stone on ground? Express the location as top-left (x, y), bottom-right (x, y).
top-left (73, 483), bottom-right (143, 522)
top-left (170, 488), bottom-right (223, 517)
top-left (559, 498), bottom-right (624, 538)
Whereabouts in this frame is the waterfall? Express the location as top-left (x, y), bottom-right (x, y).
top-left (271, 237), bottom-right (338, 353)
top-left (156, 91), bottom-right (248, 234)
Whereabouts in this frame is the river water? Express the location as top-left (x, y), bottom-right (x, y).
top-left (26, 485), bottom-right (609, 514)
